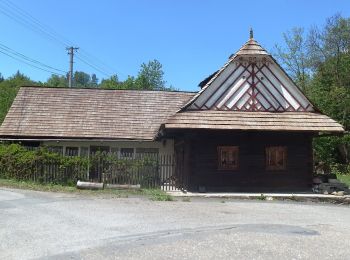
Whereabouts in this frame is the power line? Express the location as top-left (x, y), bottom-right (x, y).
top-left (0, 3), bottom-right (68, 48)
top-left (0, 49), bottom-right (65, 76)
top-left (0, 0), bottom-right (123, 78)
top-left (0, 43), bottom-right (66, 73)
top-left (75, 56), bottom-right (112, 78)
top-left (1, 0), bottom-right (73, 47)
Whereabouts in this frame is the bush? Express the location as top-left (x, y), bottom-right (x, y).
top-left (313, 134), bottom-right (350, 175)
top-left (0, 144), bottom-right (162, 187)
top-left (90, 151), bottom-right (160, 187)
top-left (0, 144), bottom-right (89, 185)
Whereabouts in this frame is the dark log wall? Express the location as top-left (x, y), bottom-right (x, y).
top-left (177, 131), bottom-right (314, 192)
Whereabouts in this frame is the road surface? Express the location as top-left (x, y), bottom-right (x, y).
top-left (0, 188), bottom-right (349, 259)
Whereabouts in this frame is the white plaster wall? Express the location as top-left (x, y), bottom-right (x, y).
top-left (43, 139), bottom-right (174, 156)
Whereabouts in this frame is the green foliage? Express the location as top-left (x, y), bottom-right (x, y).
top-left (308, 54), bottom-right (350, 129)
top-left (46, 74), bottom-right (67, 88)
top-left (274, 27), bottom-right (310, 91)
top-left (90, 151), bottom-right (160, 187)
top-left (331, 163), bottom-right (350, 176)
top-left (144, 189), bottom-right (174, 201)
top-left (0, 59), bottom-right (173, 128)
top-left (0, 178), bottom-right (79, 192)
top-left (309, 53), bottom-right (350, 168)
top-left (100, 74), bottom-right (120, 89)
top-left (0, 70), bottom-right (38, 122)
top-left (258, 194), bottom-right (267, 200)
top-left (0, 144), bottom-right (89, 184)
top-left (100, 60), bottom-right (174, 90)
top-left (336, 174), bottom-right (350, 188)
top-left (278, 14), bottom-right (350, 170)
top-left (136, 59), bottom-right (166, 90)
top-left (74, 71), bottom-right (92, 88)
top-left (90, 74), bottom-right (98, 88)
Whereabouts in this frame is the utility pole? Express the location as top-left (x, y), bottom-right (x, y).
top-left (66, 46), bottom-right (79, 88)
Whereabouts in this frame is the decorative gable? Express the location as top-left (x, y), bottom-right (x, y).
top-left (185, 35), bottom-right (315, 112)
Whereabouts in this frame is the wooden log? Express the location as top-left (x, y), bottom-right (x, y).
top-left (105, 184), bottom-right (141, 190)
top-left (76, 181), bottom-right (104, 190)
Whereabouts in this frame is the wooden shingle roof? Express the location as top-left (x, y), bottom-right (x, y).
top-left (164, 111), bottom-right (344, 133)
top-left (235, 38), bottom-right (269, 56)
top-left (0, 87), bottom-right (195, 140)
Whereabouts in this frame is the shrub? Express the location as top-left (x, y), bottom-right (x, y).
top-left (0, 144), bottom-right (89, 185)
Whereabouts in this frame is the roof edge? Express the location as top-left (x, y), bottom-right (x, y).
top-left (19, 85), bottom-right (197, 94)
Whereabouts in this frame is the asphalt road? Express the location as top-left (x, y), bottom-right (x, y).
top-left (1, 188), bottom-right (350, 260)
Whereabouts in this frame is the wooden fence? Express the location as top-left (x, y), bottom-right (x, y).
top-left (25, 153), bottom-right (179, 190)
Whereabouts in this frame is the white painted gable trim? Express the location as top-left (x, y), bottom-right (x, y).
top-left (186, 56), bottom-right (315, 112)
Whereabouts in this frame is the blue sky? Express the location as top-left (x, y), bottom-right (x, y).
top-left (1, 0), bottom-right (350, 91)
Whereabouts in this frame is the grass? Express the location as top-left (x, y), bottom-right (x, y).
top-left (337, 174), bottom-right (350, 188)
top-left (142, 188), bottom-right (174, 201)
top-left (258, 193), bottom-right (267, 200)
top-left (0, 178), bottom-right (78, 193)
top-left (0, 178), bottom-right (174, 201)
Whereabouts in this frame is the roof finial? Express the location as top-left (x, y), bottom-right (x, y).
top-left (250, 28), bottom-right (254, 39)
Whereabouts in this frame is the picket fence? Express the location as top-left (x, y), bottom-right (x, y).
top-left (28, 153), bottom-right (179, 190)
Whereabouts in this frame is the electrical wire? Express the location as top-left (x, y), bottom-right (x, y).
top-left (1, 0), bottom-right (73, 47)
top-left (0, 0), bottom-right (122, 78)
top-left (0, 49), bottom-right (65, 76)
top-left (0, 43), bottom-right (66, 73)
top-left (75, 56), bottom-right (111, 77)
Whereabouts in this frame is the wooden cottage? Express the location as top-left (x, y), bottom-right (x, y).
top-left (160, 32), bottom-right (344, 191)
top-left (0, 32), bottom-right (344, 192)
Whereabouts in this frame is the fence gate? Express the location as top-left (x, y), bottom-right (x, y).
top-left (160, 142), bottom-right (186, 191)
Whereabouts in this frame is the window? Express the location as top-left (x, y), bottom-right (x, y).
top-left (80, 147), bottom-right (89, 157)
top-left (110, 147), bottom-right (118, 154)
top-left (65, 147), bottom-right (79, 156)
top-left (136, 148), bottom-right (159, 159)
top-left (90, 146), bottom-right (110, 155)
top-left (48, 146), bottom-right (63, 155)
top-left (120, 148), bottom-right (134, 158)
top-left (218, 146), bottom-right (239, 170)
top-left (266, 146), bottom-right (287, 170)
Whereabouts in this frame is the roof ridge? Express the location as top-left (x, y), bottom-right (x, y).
top-left (19, 86), bottom-right (196, 94)
top-left (235, 38), bottom-right (269, 56)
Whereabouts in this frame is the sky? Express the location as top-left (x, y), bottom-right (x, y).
top-left (0, 0), bottom-right (350, 91)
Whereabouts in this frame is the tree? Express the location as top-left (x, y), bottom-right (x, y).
top-left (136, 59), bottom-right (166, 90)
top-left (73, 71), bottom-right (91, 88)
top-left (308, 14), bottom-right (350, 85)
top-left (274, 27), bottom-right (310, 91)
top-left (46, 75), bottom-right (67, 88)
top-left (100, 74), bottom-right (120, 89)
top-left (121, 76), bottom-right (136, 89)
top-left (90, 74), bottom-right (98, 88)
top-left (277, 14), bottom-right (350, 169)
top-left (0, 71), bottom-right (37, 123)
top-left (99, 60), bottom-right (175, 91)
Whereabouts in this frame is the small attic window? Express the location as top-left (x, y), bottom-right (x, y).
top-left (242, 76), bottom-right (246, 79)
top-left (260, 76), bottom-right (264, 80)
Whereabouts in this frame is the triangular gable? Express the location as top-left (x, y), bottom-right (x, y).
top-left (183, 38), bottom-right (315, 112)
